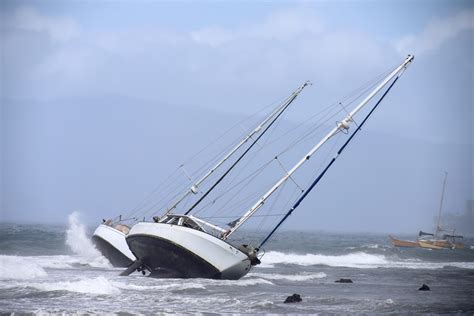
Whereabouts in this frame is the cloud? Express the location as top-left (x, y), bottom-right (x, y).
top-left (393, 9), bottom-right (473, 56)
top-left (191, 8), bottom-right (323, 47)
top-left (1, 5), bottom-right (396, 109)
top-left (6, 6), bottom-right (81, 42)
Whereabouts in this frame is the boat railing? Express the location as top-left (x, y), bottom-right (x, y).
top-left (102, 215), bottom-right (139, 230)
top-left (155, 214), bottom-right (227, 238)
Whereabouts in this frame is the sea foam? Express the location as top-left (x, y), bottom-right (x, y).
top-left (202, 278), bottom-right (274, 287)
top-left (262, 251), bottom-right (388, 268)
top-left (29, 276), bottom-right (121, 295)
top-left (248, 272), bottom-right (327, 281)
top-left (112, 281), bottom-right (205, 291)
top-left (261, 251), bottom-right (474, 269)
top-left (66, 212), bottom-right (111, 268)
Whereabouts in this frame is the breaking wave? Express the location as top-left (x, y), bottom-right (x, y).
top-left (262, 251), bottom-right (474, 269)
top-left (1, 277), bottom-right (207, 296)
top-left (263, 251), bottom-right (388, 268)
top-left (0, 253), bottom-right (115, 280)
top-left (346, 244), bottom-right (387, 251)
top-left (66, 212), bottom-right (111, 268)
top-left (112, 281), bottom-right (205, 291)
top-left (202, 278), bottom-right (274, 287)
top-left (28, 277), bottom-right (121, 295)
top-left (0, 255), bottom-right (47, 279)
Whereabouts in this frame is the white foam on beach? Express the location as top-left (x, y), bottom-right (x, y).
top-left (248, 272), bottom-right (327, 281)
top-left (66, 212), bottom-right (111, 268)
top-left (262, 251), bottom-right (474, 269)
top-left (0, 255), bottom-right (48, 279)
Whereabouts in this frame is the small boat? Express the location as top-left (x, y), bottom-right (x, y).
top-left (124, 55), bottom-right (415, 279)
top-left (418, 241), bottom-right (445, 250)
top-left (418, 235), bottom-right (464, 250)
top-left (390, 172), bottom-right (464, 250)
top-left (389, 235), bottom-right (420, 248)
top-left (92, 82), bottom-right (310, 267)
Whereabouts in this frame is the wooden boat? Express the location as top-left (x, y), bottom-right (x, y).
top-left (421, 238), bottom-right (464, 249)
top-left (418, 241), bottom-right (444, 250)
top-left (390, 172), bottom-right (464, 250)
top-left (389, 235), bottom-right (420, 248)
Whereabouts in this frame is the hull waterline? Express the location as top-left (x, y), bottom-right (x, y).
top-left (126, 222), bottom-right (252, 279)
top-left (389, 235), bottom-right (464, 250)
top-left (389, 235), bottom-right (420, 248)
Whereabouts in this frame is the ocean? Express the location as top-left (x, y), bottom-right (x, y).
top-left (1, 215), bottom-right (473, 315)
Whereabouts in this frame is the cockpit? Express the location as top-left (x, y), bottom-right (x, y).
top-left (156, 214), bottom-right (228, 237)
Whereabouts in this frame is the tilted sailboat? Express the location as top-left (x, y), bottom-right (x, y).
top-left (92, 82), bottom-right (310, 267)
top-left (92, 216), bottom-right (137, 267)
top-left (390, 172), bottom-right (464, 249)
top-left (124, 55), bottom-right (414, 279)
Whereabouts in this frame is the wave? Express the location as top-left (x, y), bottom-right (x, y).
top-left (262, 251), bottom-right (388, 268)
top-left (66, 212), bottom-right (111, 268)
top-left (201, 278), bottom-right (274, 287)
top-left (248, 272), bottom-right (327, 281)
top-left (346, 244), bottom-right (387, 251)
top-left (0, 253), bottom-right (117, 281)
top-left (28, 277), bottom-right (121, 295)
top-left (261, 251), bottom-right (474, 269)
top-left (0, 255), bottom-right (47, 279)
top-left (112, 281), bottom-right (205, 291)
top-left (1, 276), bottom-right (208, 296)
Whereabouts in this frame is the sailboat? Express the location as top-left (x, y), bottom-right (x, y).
top-left (91, 82), bottom-right (310, 267)
top-left (123, 55), bottom-right (415, 279)
top-left (390, 172), bottom-right (464, 249)
top-left (92, 216), bottom-right (137, 267)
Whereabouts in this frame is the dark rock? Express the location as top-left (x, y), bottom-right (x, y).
top-left (419, 284), bottom-right (430, 291)
top-left (335, 278), bottom-right (353, 283)
top-left (284, 294), bottom-right (302, 303)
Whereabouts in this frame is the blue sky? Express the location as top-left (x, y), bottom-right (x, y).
top-left (1, 0), bottom-right (473, 233)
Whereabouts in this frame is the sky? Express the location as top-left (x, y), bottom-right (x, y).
top-left (1, 0), bottom-right (473, 234)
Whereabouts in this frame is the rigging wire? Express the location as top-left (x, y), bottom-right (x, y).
top-left (258, 74), bottom-right (403, 249)
top-left (120, 62), bottom-right (399, 224)
top-left (192, 159), bottom-right (275, 217)
top-left (183, 85), bottom-right (308, 216)
top-left (118, 89), bottom-right (296, 222)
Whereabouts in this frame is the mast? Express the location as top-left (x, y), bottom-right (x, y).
top-left (184, 81), bottom-right (311, 215)
top-left (258, 67), bottom-right (408, 248)
top-left (223, 54), bottom-right (414, 240)
top-left (164, 81), bottom-right (311, 216)
top-left (435, 171), bottom-right (448, 237)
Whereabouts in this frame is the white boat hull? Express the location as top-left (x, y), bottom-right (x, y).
top-left (126, 222), bottom-right (252, 279)
top-left (92, 224), bottom-right (136, 267)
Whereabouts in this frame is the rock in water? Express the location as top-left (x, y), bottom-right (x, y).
top-left (419, 284), bottom-right (430, 291)
top-left (284, 294), bottom-right (302, 303)
top-left (335, 278), bottom-right (353, 283)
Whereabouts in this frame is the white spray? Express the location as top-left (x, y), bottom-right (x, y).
top-left (66, 212), bottom-right (111, 268)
